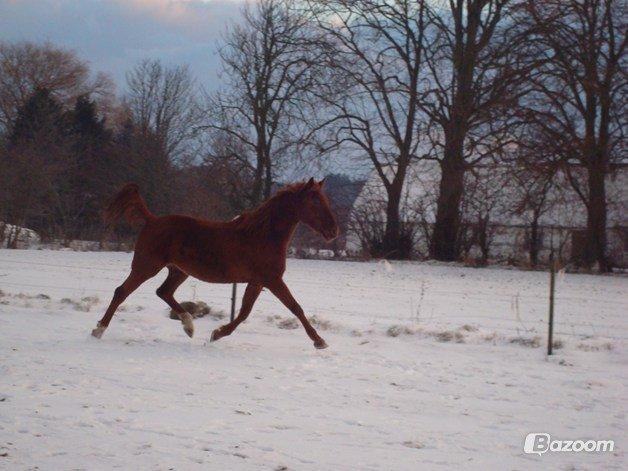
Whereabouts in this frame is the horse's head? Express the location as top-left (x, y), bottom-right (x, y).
top-left (296, 178), bottom-right (339, 241)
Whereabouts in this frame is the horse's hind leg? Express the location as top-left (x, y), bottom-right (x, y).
top-left (210, 283), bottom-right (262, 342)
top-left (156, 266), bottom-right (194, 338)
top-left (91, 266), bottom-right (159, 338)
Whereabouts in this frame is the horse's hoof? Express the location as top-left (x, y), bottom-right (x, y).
top-left (91, 326), bottom-right (105, 339)
top-left (181, 312), bottom-right (194, 338)
top-left (183, 324), bottom-right (194, 338)
top-left (314, 339), bottom-right (328, 349)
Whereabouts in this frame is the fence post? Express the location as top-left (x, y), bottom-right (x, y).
top-left (230, 283), bottom-right (237, 322)
top-left (547, 250), bottom-right (555, 356)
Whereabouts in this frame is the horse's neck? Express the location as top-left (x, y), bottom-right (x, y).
top-left (239, 196), bottom-right (300, 249)
top-left (267, 212), bottom-right (299, 249)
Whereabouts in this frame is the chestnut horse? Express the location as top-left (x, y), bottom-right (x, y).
top-left (91, 178), bottom-right (339, 349)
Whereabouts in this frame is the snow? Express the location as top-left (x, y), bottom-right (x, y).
top-left (0, 223), bottom-right (40, 249)
top-left (0, 249), bottom-right (626, 470)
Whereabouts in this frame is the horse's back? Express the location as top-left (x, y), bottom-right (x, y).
top-left (133, 215), bottom-right (220, 260)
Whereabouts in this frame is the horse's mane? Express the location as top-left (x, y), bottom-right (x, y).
top-left (232, 181), bottom-right (309, 235)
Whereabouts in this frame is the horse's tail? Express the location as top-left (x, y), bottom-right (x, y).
top-left (104, 183), bottom-right (155, 227)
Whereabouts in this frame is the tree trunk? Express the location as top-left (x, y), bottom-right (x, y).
top-left (582, 161), bottom-right (609, 271)
top-left (477, 215), bottom-right (489, 265)
top-left (430, 153), bottom-right (465, 261)
top-left (251, 148), bottom-right (265, 205)
top-left (263, 152), bottom-right (272, 200)
top-left (529, 214), bottom-right (540, 267)
top-left (381, 181), bottom-right (404, 259)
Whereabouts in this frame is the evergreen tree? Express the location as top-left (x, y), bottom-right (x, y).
top-left (9, 87), bottom-right (68, 147)
top-left (64, 95), bottom-right (113, 239)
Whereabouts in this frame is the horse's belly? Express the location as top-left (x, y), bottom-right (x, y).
top-left (171, 257), bottom-right (252, 284)
top-left (166, 234), bottom-right (272, 284)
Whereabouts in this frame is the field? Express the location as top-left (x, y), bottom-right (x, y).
top-left (0, 249), bottom-right (626, 470)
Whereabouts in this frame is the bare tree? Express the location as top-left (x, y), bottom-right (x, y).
top-left (126, 59), bottom-right (202, 163)
top-left (506, 123), bottom-right (564, 266)
top-left (421, 0), bottom-right (533, 261)
top-left (348, 177), bottom-right (424, 259)
top-left (207, 0), bottom-right (322, 206)
top-left (0, 41), bottom-right (113, 134)
top-left (521, 0), bottom-right (627, 271)
top-left (458, 165), bottom-right (511, 264)
top-left (202, 130), bottom-right (258, 214)
top-left (511, 168), bottom-right (556, 266)
top-left (306, 0), bottom-right (430, 259)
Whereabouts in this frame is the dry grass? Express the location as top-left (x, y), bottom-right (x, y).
top-left (267, 314), bottom-right (334, 331)
top-left (433, 330), bottom-right (465, 343)
top-left (172, 301), bottom-right (209, 319)
top-left (60, 296), bottom-right (99, 312)
top-left (386, 325), bottom-right (415, 337)
top-left (118, 304), bottom-right (144, 312)
top-left (552, 339), bottom-right (564, 350)
top-left (385, 325), bottom-right (466, 343)
top-left (509, 336), bottom-right (541, 348)
top-left (276, 318), bottom-right (300, 330)
top-left (402, 440), bottom-right (424, 449)
top-left (459, 324), bottom-right (478, 332)
top-left (576, 342), bottom-right (613, 352)
top-left (308, 315), bottom-right (334, 331)
top-left (169, 301), bottom-right (224, 320)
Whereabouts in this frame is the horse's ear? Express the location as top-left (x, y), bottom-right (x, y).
top-left (298, 177), bottom-right (315, 195)
top-left (318, 177), bottom-right (326, 188)
top-left (304, 177), bottom-right (315, 189)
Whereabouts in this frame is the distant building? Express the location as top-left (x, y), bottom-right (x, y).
top-left (347, 161), bottom-right (627, 267)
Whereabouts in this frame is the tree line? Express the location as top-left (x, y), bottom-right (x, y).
top-left (0, 0), bottom-right (625, 272)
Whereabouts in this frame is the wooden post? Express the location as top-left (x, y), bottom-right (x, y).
top-left (547, 250), bottom-right (555, 356)
top-left (230, 283), bottom-right (237, 322)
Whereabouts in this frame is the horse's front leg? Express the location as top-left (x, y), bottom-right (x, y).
top-left (210, 283), bottom-right (262, 342)
top-left (266, 279), bottom-right (328, 349)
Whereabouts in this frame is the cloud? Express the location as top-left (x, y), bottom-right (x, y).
top-left (0, 0), bottom-right (244, 91)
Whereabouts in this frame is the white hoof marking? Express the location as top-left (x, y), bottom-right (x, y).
top-left (180, 312), bottom-right (194, 338)
top-left (91, 325), bottom-right (106, 339)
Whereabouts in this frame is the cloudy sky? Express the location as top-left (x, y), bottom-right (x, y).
top-left (0, 0), bottom-right (245, 92)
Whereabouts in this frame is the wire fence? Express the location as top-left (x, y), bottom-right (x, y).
top-left (1, 257), bottom-right (627, 342)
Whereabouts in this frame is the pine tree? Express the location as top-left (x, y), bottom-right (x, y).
top-left (9, 87), bottom-right (67, 148)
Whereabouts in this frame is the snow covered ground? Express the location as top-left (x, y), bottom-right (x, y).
top-left (0, 249), bottom-right (626, 470)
